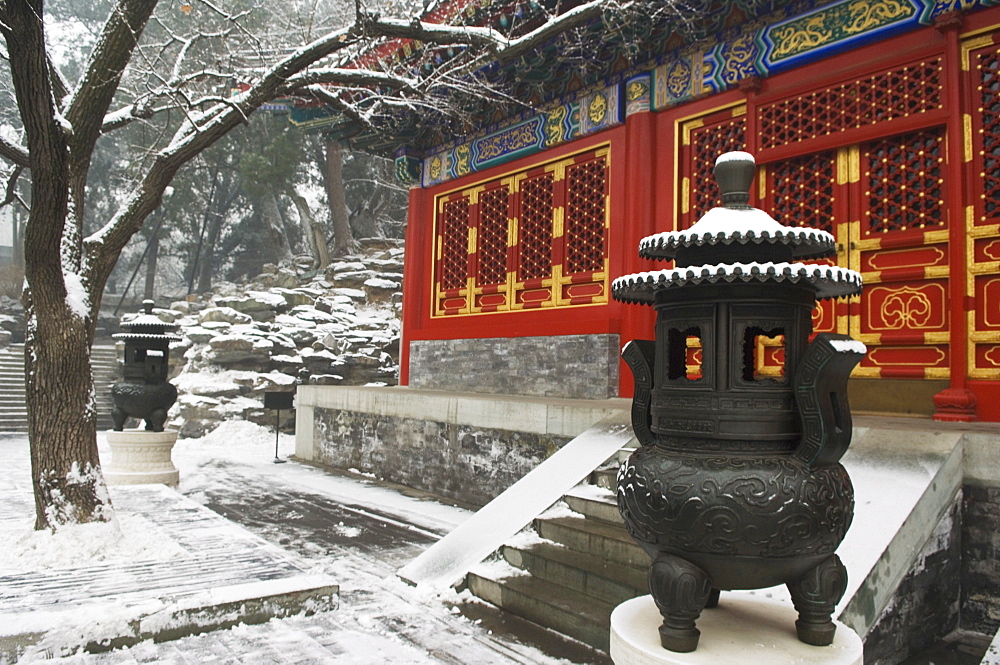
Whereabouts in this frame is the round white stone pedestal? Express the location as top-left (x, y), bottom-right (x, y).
top-left (104, 429), bottom-right (180, 486)
top-left (610, 594), bottom-right (862, 665)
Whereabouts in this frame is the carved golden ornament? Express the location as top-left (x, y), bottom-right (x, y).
top-left (455, 145), bottom-right (471, 177)
top-left (770, 0), bottom-right (912, 60)
top-left (477, 123), bottom-right (538, 162)
top-left (879, 287), bottom-right (935, 329)
top-left (627, 80), bottom-right (649, 102)
top-left (722, 34), bottom-right (757, 83)
top-left (666, 60), bottom-right (693, 98)
top-left (546, 106), bottom-right (568, 146)
top-left (588, 93), bottom-right (608, 126)
top-left (429, 156), bottom-right (443, 180)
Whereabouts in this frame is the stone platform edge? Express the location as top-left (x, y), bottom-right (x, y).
top-left (0, 574), bottom-right (338, 661)
top-left (294, 385), bottom-right (631, 462)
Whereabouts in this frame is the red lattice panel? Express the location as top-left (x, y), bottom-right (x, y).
top-left (759, 59), bottom-right (943, 149)
top-left (977, 47), bottom-right (1000, 221)
top-left (518, 173), bottom-right (555, 281)
top-left (684, 116), bottom-right (747, 229)
top-left (477, 187), bottom-right (510, 287)
top-left (769, 151), bottom-right (837, 233)
top-left (863, 128), bottom-right (945, 235)
top-left (564, 157), bottom-right (608, 275)
top-left (440, 197), bottom-right (470, 290)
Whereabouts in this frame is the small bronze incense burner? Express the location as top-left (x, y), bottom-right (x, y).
top-left (612, 151), bottom-right (865, 652)
top-left (111, 300), bottom-right (180, 432)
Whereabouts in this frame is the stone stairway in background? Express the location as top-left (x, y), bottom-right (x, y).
top-left (465, 450), bottom-right (648, 653)
top-left (0, 342), bottom-right (119, 432)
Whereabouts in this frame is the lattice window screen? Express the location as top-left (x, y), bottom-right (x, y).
top-left (518, 173), bottom-right (555, 281)
top-left (863, 128), bottom-right (945, 235)
top-left (769, 151), bottom-right (837, 233)
top-left (440, 197), bottom-right (470, 291)
top-left (681, 111), bottom-right (747, 229)
top-left (432, 147), bottom-right (609, 316)
top-left (565, 158), bottom-right (608, 275)
top-left (978, 47), bottom-right (1000, 222)
top-left (759, 59), bottom-right (943, 149)
top-left (476, 187), bottom-right (510, 287)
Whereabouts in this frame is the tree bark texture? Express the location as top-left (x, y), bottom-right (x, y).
top-left (289, 189), bottom-right (330, 270)
top-left (144, 229), bottom-right (159, 300)
top-left (2, 0), bottom-right (110, 529)
top-left (324, 139), bottom-right (354, 256)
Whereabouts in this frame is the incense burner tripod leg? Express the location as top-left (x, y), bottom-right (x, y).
top-left (648, 552), bottom-right (713, 652)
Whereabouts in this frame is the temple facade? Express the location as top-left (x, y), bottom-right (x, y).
top-left (295, 0), bottom-right (1000, 422)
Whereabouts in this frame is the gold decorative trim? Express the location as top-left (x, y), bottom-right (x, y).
top-left (848, 146), bottom-right (860, 184)
top-left (467, 185), bottom-right (485, 206)
top-left (553, 207), bottom-right (565, 239)
top-left (836, 148), bottom-right (849, 185)
top-left (682, 119), bottom-right (704, 146)
top-left (964, 114), bottom-right (974, 163)
top-left (961, 34), bottom-right (995, 71)
top-left (681, 177), bottom-right (690, 215)
top-left (468, 227), bottom-right (477, 255)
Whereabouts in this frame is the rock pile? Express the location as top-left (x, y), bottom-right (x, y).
top-left (152, 238), bottom-right (403, 437)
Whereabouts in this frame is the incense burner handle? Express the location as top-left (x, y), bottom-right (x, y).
top-left (793, 333), bottom-right (866, 468)
top-left (622, 340), bottom-right (656, 446)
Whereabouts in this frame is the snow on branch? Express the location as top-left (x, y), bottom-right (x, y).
top-left (0, 133), bottom-right (29, 168)
top-left (284, 68), bottom-right (420, 93)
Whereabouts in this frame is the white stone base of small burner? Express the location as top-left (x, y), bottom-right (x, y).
top-left (610, 594), bottom-right (862, 665)
top-left (103, 429), bottom-right (180, 486)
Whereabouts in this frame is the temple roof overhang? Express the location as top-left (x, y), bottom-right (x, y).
top-left (285, 0), bottom-right (990, 186)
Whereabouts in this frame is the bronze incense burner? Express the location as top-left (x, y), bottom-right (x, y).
top-left (111, 300), bottom-right (180, 432)
top-left (612, 151), bottom-right (865, 652)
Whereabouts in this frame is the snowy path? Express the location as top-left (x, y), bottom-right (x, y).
top-left (4, 426), bottom-right (608, 665)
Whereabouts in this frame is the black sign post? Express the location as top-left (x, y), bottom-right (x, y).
top-left (263, 391), bottom-right (294, 464)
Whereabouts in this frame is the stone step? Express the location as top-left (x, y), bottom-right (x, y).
top-left (467, 568), bottom-right (616, 651)
top-left (501, 541), bottom-right (646, 607)
top-left (589, 467), bottom-right (618, 491)
top-left (563, 487), bottom-right (622, 525)
top-left (533, 515), bottom-right (648, 571)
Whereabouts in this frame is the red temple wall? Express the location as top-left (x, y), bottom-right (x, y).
top-left (402, 7), bottom-right (1000, 421)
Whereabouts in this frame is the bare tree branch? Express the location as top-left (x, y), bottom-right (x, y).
top-left (0, 134), bottom-right (29, 168)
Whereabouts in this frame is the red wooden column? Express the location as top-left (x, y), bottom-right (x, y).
top-left (933, 11), bottom-right (978, 421)
top-left (618, 75), bottom-right (658, 397)
top-left (399, 184), bottom-right (432, 386)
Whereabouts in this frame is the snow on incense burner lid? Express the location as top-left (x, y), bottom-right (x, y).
top-left (612, 151), bottom-right (863, 304)
top-left (114, 299), bottom-right (182, 342)
top-left (640, 152), bottom-right (837, 266)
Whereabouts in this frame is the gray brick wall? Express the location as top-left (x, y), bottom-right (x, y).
top-left (313, 407), bottom-right (570, 506)
top-left (962, 483), bottom-right (1000, 635)
top-left (408, 334), bottom-right (620, 399)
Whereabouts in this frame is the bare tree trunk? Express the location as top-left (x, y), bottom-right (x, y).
top-left (262, 187), bottom-right (292, 265)
top-left (143, 229), bottom-right (159, 300)
top-left (323, 139), bottom-right (354, 256)
top-left (5, 0), bottom-right (112, 529)
top-left (197, 213), bottom-right (224, 294)
top-left (289, 188), bottom-right (330, 270)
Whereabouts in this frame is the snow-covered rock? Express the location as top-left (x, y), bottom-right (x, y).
top-left (164, 238), bottom-right (404, 436)
top-left (200, 307), bottom-right (252, 325)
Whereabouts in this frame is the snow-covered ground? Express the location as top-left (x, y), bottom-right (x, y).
top-left (1, 427), bottom-right (605, 665)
